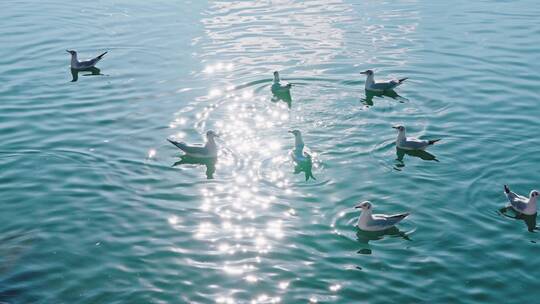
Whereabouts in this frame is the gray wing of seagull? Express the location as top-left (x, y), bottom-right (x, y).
top-left (370, 82), bottom-right (398, 91)
top-left (401, 137), bottom-right (430, 150)
top-left (370, 78), bottom-right (407, 91)
top-left (506, 190), bottom-right (529, 212)
top-left (167, 139), bottom-right (209, 155)
top-left (370, 212), bottom-right (409, 229)
top-left (78, 52), bottom-right (107, 69)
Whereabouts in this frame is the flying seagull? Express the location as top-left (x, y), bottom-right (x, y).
top-left (360, 69), bottom-right (407, 92)
top-left (355, 201), bottom-right (409, 231)
top-left (393, 125), bottom-right (440, 151)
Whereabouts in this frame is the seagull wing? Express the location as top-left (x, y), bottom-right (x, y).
top-left (168, 139), bottom-right (209, 155)
top-left (381, 212), bottom-right (409, 225)
top-left (507, 193), bottom-right (529, 212)
top-left (78, 52), bottom-right (107, 68)
top-left (370, 82), bottom-right (396, 91)
top-left (402, 137), bottom-right (430, 150)
top-left (370, 213), bottom-right (408, 229)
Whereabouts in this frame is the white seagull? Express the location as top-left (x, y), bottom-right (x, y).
top-left (288, 130), bottom-right (310, 162)
top-left (360, 69), bottom-right (407, 92)
top-left (355, 201), bottom-right (409, 231)
top-left (271, 71), bottom-right (292, 94)
top-left (288, 129), bottom-right (315, 181)
top-left (66, 50), bottom-right (107, 70)
top-left (504, 185), bottom-right (538, 215)
top-left (393, 125), bottom-right (440, 151)
top-left (167, 130), bottom-right (219, 158)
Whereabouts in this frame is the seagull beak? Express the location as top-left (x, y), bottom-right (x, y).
top-left (360, 71), bottom-right (367, 74)
top-left (66, 50), bottom-right (70, 53)
top-left (288, 130), bottom-right (293, 133)
top-left (354, 204), bottom-right (362, 209)
top-left (392, 126), bottom-right (399, 129)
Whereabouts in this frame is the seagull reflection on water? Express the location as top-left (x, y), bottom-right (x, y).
top-left (361, 89), bottom-right (405, 106)
top-left (499, 207), bottom-right (538, 232)
top-left (356, 227), bottom-right (411, 255)
top-left (70, 67), bottom-right (103, 82)
top-left (271, 90), bottom-right (292, 109)
top-left (172, 156), bottom-right (217, 179)
top-left (395, 147), bottom-right (439, 169)
top-left (292, 154), bottom-right (316, 181)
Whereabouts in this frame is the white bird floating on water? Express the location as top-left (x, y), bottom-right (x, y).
top-left (288, 129), bottom-right (315, 181)
top-left (288, 130), bottom-right (310, 162)
top-left (167, 130), bottom-right (219, 158)
top-left (360, 69), bottom-right (407, 92)
top-left (393, 125), bottom-right (440, 151)
top-left (355, 201), bottom-right (409, 232)
top-left (66, 50), bottom-right (107, 70)
top-left (504, 185), bottom-right (538, 215)
top-left (271, 71), bottom-right (292, 94)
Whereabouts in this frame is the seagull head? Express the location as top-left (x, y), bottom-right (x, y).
top-left (273, 71), bottom-right (280, 82)
top-left (392, 125), bottom-right (405, 133)
top-left (360, 69), bottom-right (374, 76)
top-left (355, 201), bottom-right (372, 211)
top-left (288, 129), bottom-right (301, 136)
top-left (206, 130), bottom-right (219, 139)
top-left (66, 50), bottom-right (76, 55)
top-left (530, 190), bottom-right (539, 199)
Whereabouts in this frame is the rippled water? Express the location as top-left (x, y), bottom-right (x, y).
top-left (2, 0), bottom-right (540, 303)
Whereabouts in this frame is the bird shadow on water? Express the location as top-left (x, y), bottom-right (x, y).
top-left (394, 147), bottom-right (439, 170)
top-left (70, 67), bottom-right (105, 82)
top-left (271, 90), bottom-right (292, 109)
top-left (172, 156), bottom-right (217, 179)
top-left (292, 157), bottom-right (316, 181)
top-left (498, 207), bottom-right (537, 232)
top-left (356, 227), bottom-right (411, 255)
top-left (361, 89), bottom-right (407, 107)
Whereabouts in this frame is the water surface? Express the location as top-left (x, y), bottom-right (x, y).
top-left (2, 0), bottom-right (540, 303)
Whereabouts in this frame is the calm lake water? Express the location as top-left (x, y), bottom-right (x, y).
top-left (2, 0), bottom-right (540, 303)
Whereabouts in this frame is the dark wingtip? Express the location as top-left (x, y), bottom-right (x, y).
top-left (504, 185), bottom-right (510, 194)
top-left (98, 51), bottom-right (108, 59)
top-left (428, 139), bottom-right (441, 145)
top-left (399, 77), bottom-right (408, 83)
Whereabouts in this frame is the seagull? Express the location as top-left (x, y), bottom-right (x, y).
top-left (66, 50), bottom-right (107, 70)
top-left (288, 130), bottom-right (315, 180)
top-left (504, 185), bottom-right (538, 215)
top-left (167, 130), bottom-right (219, 158)
top-left (360, 70), bottom-right (407, 92)
top-left (289, 129), bottom-right (304, 151)
top-left (393, 125), bottom-right (440, 151)
top-left (271, 71), bottom-right (292, 94)
top-left (355, 201), bottom-right (409, 232)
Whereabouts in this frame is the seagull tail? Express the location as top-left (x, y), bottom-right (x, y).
top-left (167, 138), bottom-right (186, 151)
top-left (388, 212), bottom-right (410, 220)
top-left (398, 77), bottom-right (408, 83)
top-left (97, 51), bottom-right (108, 59)
top-left (504, 184), bottom-right (510, 194)
top-left (428, 139), bottom-right (441, 145)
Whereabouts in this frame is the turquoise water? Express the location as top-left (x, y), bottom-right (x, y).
top-left (2, 0), bottom-right (540, 303)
